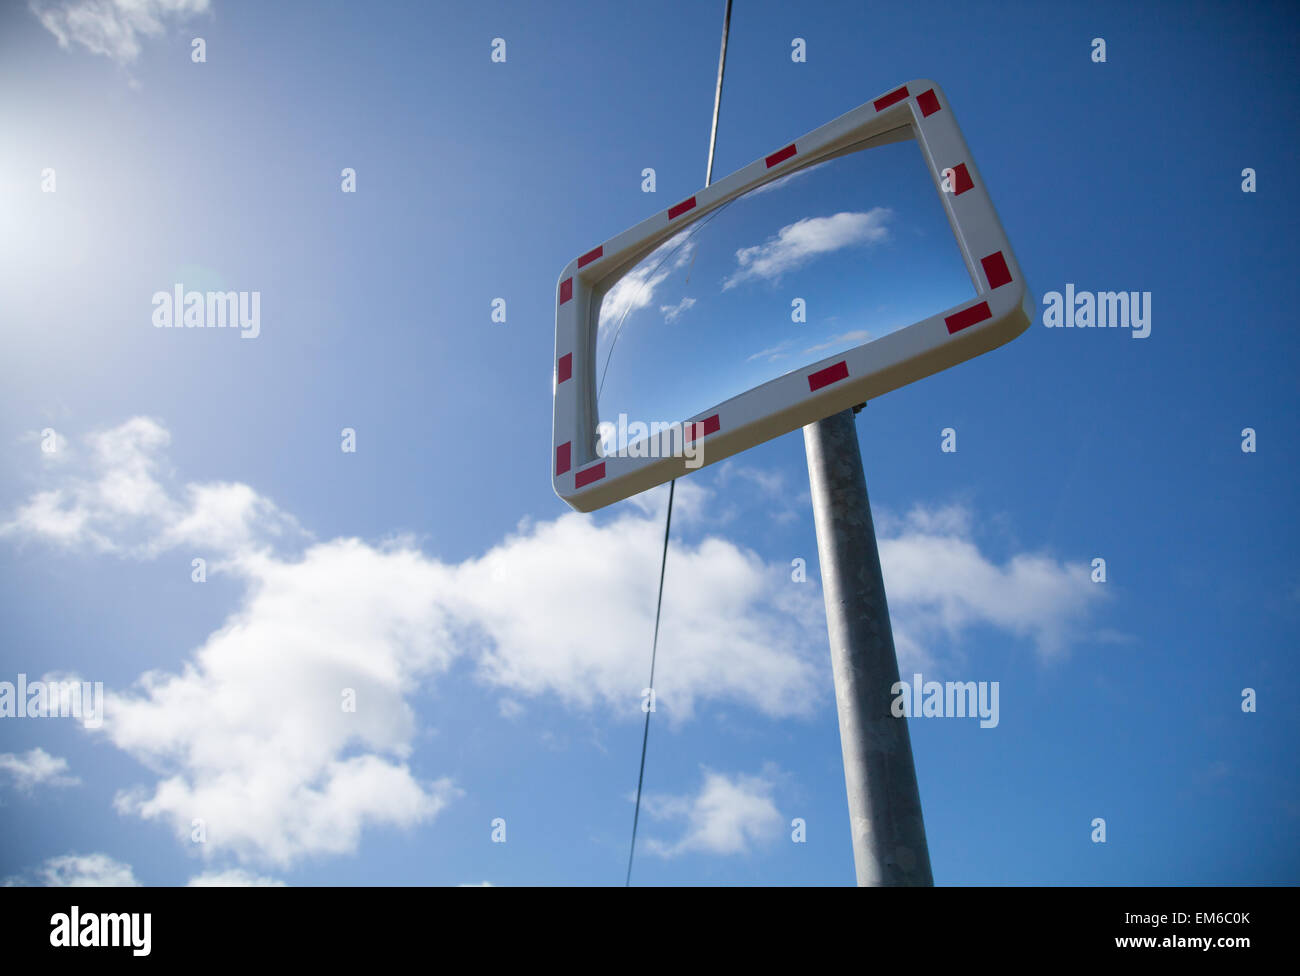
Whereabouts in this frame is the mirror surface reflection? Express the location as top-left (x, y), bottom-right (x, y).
top-left (593, 134), bottom-right (976, 448)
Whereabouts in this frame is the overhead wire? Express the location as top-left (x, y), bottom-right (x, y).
top-left (625, 0), bottom-right (733, 887)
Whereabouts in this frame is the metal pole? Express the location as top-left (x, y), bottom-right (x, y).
top-left (804, 407), bottom-right (933, 886)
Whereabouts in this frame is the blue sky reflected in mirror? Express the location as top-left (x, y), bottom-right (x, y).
top-left (595, 136), bottom-right (976, 431)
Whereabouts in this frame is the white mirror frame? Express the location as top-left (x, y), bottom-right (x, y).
top-left (553, 80), bottom-right (1033, 512)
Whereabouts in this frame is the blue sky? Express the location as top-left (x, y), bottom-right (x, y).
top-left (0, 0), bottom-right (1296, 886)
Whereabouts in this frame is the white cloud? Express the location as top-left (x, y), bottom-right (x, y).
top-left (660, 295), bottom-right (696, 323)
top-left (598, 233), bottom-right (696, 335)
top-left (1, 422), bottom-right (1106, 872)
top-left (723, 209), bottom-right (892, 290)
top-left (0, 747), bottom-right (79, 792)
top-left (3, 420), bottom-right (826, 868)
top-left (745, 338), bottom-right (795, 363)
top-left (642, 767), bottom-right (783, 857)
top-left (497, 698), bottom-right (524, 719)
top-left (454, 505), bottom-right (824, 722)
top-left (5, 852), bottom-right (138, 886)
top-left (875, 501), bottom-right (973, 539)
top-left (98, 502), bottom-right (820, 866)
top-left (29, 0), bottom-right (210, 64)
top-left (624, 477), bottom-right (712, 526)
top-left (714, 462), bottom-right (785, 498)
top-left (105, 537), bottom-right (465, 868)
top-left (706, 464), bottom-right (802, 527)
top-left (879, 504), bottom-right (1104, 669)
top-left (188, 869), bottom-right (285, 886)
top-left (1, 417), bottom-right (304, 560)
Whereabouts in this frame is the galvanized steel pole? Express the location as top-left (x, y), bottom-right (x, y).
top-left (804, 407), bottom-right (934, 886)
